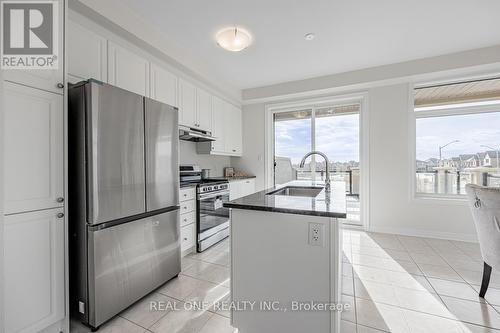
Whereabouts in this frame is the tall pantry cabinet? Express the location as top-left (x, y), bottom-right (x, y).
top-left (1, 1), bottom-right (67, 333)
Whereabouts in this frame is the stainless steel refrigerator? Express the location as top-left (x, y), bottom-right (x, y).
top-left (68, 80), bottom-right (180, 330)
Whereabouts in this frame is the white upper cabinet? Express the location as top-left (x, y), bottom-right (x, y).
top-left (226, 104), bottom-right (243, 155)
top-left (196, 88), bottom-right (212, 132)
top-left (67, 20), bottom-right (107, 83)
top-left (150, 64), bottom-right (178, 107)
top-left (178, 78), bottom-right (197, 128)
top-left (4, 208), bottom-right (65, 333)
top-left (3, 82), bottom-right (64, 215)
top-left (197, 96), bottom-right (242, 156)
top-left (178, 79), bottom-right (213, 132)
top-left (108, 41), bottom-right (150, 96)
top-left (210, 96), bottom-right (226, 153)
top-left (3, 0), bottom-right (64, 94)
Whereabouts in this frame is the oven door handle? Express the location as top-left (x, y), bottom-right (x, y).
top-left (198, 191), bottom-right (229, 200)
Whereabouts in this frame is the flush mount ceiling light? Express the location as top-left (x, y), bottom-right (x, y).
top-left (216, 27), bottom-right (252, 52)
top-left (304, 33), bottom-right (315, 41)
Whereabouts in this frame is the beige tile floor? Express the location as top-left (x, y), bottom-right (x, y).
top-left (71, 230), bottom-right (500, 333)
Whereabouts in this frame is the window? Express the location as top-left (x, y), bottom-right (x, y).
top-left (414, 77), bottom-right (500, 196)
top-left (273, 103), bottom-right (361, 224)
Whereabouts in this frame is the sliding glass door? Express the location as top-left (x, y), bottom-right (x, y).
top-left (273, 104), bottom-right (361, 225)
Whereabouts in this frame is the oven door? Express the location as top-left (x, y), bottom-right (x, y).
top-left (197, 190), bottom-right (230, 241)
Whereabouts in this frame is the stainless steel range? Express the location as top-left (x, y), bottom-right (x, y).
top-left (180, 165), bottom-right (230, 252)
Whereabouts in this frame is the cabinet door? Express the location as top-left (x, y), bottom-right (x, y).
top-left (229, 181), bottom-right (242, 201)
top-left (178, 79), bottom-right (197, 128)
top-left (67, 20), bottom-right (107, 83)
top-left (150, 64), bottom-right (178, 107)
top-left (226, 105), bottom-right (242, 155)
top-left (4, 208), bottom-right (65, 333)
top-left (3, 0), bottom-right (64, 94)
top-left (211, 96), bottom-right (226, 153)
top-left (3, 82), bottom-right (64, 215)
top-left (241, 179), bottom-right (256, 197)
top-left (196, 88), bottom-right (212, 132)
top-left (108, 41), bottom-right (150, 96)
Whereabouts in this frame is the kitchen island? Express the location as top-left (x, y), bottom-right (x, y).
top-left (224, 180), bottom-right (347, 333)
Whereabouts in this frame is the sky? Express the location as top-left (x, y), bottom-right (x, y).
top-left (416, 112), bottom-right (500, 161)
top-left (274, 111), bottom-right (500, 165)
top-left (275, 113), bottom-right (359, 165)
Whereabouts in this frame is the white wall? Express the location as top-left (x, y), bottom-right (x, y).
top-left (180, 141), bottom-right (231, 177)
top-left (368, 84), bottom-right (475, 241)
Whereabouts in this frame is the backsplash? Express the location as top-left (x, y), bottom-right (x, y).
top-left (179, 141), bottom-right (231, 177)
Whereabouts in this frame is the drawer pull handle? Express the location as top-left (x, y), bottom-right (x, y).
top-left (183, 237), bottom-right (188, 241)
top-left (183, 218), bottom-right (187, 222)
top-left (183, 194), bottom-right (187, 197)
top-left (57, 197), bottom-right (64, 203)
top-left (57, 83), bottom-right (64, 89)
top-left (57, 213), bottom-right (64, 218)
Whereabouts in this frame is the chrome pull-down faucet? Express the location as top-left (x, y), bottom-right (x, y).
top-left (299, 151), bottom-right (331, 192)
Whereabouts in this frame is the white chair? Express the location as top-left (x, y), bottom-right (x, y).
top-left (466, 184), bottom-right (500, 297)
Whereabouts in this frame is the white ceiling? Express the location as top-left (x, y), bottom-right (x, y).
top-left (120, 0), bottom-right (500, 90)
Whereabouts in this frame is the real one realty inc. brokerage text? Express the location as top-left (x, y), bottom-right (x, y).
top-left (150, 300), bottom-right (352, 313)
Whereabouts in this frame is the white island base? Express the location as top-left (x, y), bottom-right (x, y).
top-left (230, 208), bottom-right (342, 333)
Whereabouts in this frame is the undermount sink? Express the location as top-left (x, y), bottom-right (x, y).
top-left (266, 186), bottom-right (323, 198)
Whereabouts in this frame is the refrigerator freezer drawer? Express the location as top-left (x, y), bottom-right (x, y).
top-left (87, 209), bottom-right (180, 327)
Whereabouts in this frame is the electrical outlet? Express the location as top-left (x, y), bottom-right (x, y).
top-left (309, 223), bottom-right (324, 246)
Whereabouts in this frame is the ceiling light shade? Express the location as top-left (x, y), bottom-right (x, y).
top-left (216, 27), bottom-right (252, 52)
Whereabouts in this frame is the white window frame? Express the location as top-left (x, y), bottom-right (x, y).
top-left (409, 78), bottom-right (500, 202)
top-left (264, 92), bottom-right (370, 228)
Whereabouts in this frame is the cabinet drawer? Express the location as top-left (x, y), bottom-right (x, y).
top-left (181, 224), bottom-right (195, 252)
top-left (180, 200), bottom-right (196, 214)
top-left (179, 187), bottom-right (196, 202)
top-left (180, 211), bottom-right (196, 227)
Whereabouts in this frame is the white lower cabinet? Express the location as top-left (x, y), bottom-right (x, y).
top-left (229, 178), bottom-right (256, 201)
top-left (3, 82), bottom-right (64, 215)
top-left (179, 187), bottom-right (197, 254)
top-left (181, 223), bottom-right (196, 253)
top-left (4, 208), bottom-right (65, 333)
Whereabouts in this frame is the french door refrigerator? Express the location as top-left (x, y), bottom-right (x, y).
top-left (68, 80), bottom-right (180, 330)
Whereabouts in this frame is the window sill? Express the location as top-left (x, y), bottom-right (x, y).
top-left (412, 194), bottom-right (469, 206)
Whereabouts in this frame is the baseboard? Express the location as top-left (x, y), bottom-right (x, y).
top-left (366, 225), bottom-right (478, 243)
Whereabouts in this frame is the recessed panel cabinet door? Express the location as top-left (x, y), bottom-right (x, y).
top-left (108, 41), bottom-right (150, 96)
top-left (3, 0), bottom-right (64, 94)
top-left (150, 64), bottom-right (178, 107)
top-left (3, 82), bottom-right (64, 215)
top-left (4, 208), bottom-right (65, 333)
top-left (211, 96), bottom-right (226, 153)
top-left (178, 78), bottom-right (197, 128)
top-left (196, 87), bottom-right (212, 132)
top-left (67, 20), bottom-right (107, 83)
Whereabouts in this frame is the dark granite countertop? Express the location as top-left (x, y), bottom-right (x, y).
top-left (224, 180), bottom-right (347, 218)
